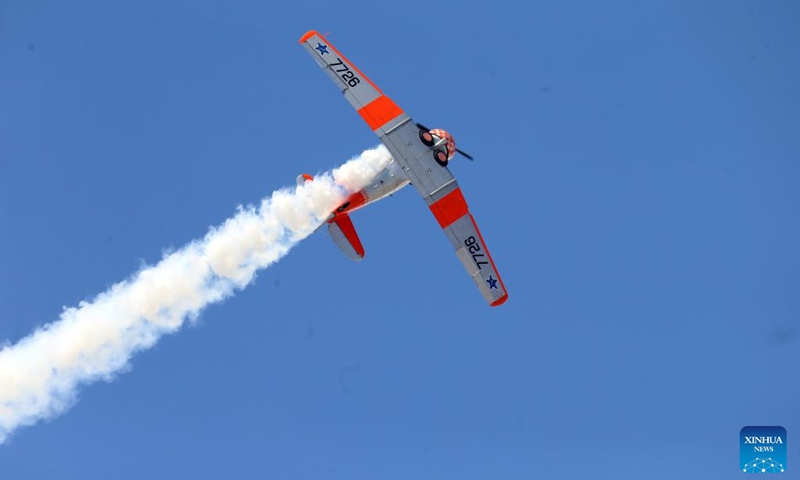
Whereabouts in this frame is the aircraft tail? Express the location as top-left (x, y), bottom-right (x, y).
top-left (327, 214), bottom-right (364, 261)
top-left (297, 172), bottom-right (364, 260)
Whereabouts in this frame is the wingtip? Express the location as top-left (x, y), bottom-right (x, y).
top-left (299, 30), bottom-right (319, 44)
top-left (490, 294), bottom-right (509, 307)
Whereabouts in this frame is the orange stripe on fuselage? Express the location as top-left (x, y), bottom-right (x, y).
top-left (429, 188), bottom-right (469, 229)
top-left (329, 190), bottom-right (368, 221)
top-left (358, 95), bottom-right (404, 131)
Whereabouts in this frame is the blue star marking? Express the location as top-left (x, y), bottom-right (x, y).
top-left (486, 275), bottom-right (499, 290)
top-left (315, 42), bottom-right (329, 55)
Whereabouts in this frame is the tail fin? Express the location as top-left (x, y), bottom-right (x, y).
top-left (327, 213), bottom-right (365, 261)
top-left (299, 172), bottom-right (364, 260)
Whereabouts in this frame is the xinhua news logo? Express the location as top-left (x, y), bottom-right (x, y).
top-left (740, 426), bottom-right (787, 473)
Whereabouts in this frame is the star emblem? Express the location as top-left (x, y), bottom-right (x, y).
top-left (486, 275), bottom-right (498, 290)
top-left (315, 42), bottom-right (329, 55)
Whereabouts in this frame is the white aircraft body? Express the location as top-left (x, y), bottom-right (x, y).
top-left (298, 30), bottom-right (508, 307)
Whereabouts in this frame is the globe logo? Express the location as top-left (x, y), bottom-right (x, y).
top-left (743, 458), bottom-right (785, 473)
top-left (740, 426), bottom-right (787, 474)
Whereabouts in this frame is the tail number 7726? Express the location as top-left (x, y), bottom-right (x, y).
top-left (329, 58), bottom-right (361, 87)
top-left (465, 236), bottom-right (489, 270)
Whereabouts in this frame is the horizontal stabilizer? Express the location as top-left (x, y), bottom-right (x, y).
top-left (327, 213), bottom-right (364, 261)
top-left (296, 173), bottom-right (313, 187)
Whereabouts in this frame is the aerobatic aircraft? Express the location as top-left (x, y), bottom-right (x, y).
top-left (298, 30), bottom-right (508, 307)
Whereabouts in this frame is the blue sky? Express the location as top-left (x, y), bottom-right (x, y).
top-left (1, 1), bottom-right (798, 479)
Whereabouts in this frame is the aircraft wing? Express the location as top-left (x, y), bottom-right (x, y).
top-left (300, 30), bottom-right (508, 306)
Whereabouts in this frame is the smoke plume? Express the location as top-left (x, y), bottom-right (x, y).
top-left (0, 145), bottom-right (392, 443)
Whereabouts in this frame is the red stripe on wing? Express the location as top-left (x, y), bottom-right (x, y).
top-left (429, 188), bottom-right (469, 229)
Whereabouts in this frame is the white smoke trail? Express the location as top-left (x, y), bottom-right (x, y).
top-left (0, 145), bottom-right (392, 443)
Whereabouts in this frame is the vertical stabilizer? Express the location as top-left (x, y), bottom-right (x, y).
top-left (327, 214), bottom-right (365, 261)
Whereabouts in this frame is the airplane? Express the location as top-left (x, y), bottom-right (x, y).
top-left (298, 30), bottom-right (508, 307)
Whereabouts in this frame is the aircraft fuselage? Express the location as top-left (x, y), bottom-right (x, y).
top-left (329, 158), bottom-right (410, 220)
